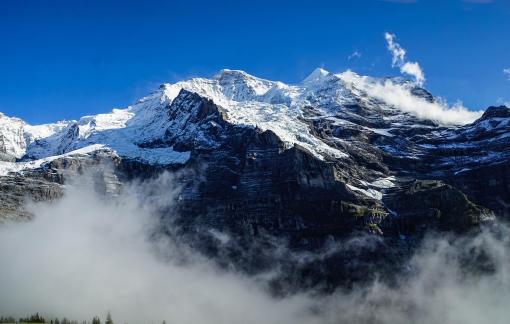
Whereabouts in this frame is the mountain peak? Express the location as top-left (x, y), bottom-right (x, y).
top-left (213, 69), bottom-right (255, 81)
top-left (479, 105), bottom-right (510, 120)
top-left (301, 67), bottom-right (330, 85)
top-left (211, 69), bottom-right (275, 99)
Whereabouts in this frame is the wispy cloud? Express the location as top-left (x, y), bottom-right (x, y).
top-left (384, 32), bottom-right (426, 86)
top-left (504, 68), bottom-right (510, 80)
top-left (348, 50), bottom-right (362, 60)
top-left (384, 33), bottom-right (406, 66)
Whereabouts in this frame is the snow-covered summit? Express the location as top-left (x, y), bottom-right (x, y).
top-left (0, 68), bottom-right (489, 175)
top-left (0, 113), bottom-right (71, 160)
top-left (301, 67), bottom-right (331, 86)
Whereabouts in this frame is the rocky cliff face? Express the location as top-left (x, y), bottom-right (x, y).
top-left (0, 68), bottom-right (508, 289)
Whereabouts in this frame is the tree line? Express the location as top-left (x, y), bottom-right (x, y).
top-left (0, 312), bottom-right (121, 324)
top-left (0, 313), bottom-right (46, 323)
top-left (0, 313), bottom-right (167, 324)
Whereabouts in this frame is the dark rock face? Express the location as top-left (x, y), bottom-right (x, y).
top-left (179, 128), bottom-right (370, 241)
top-left (383, 180), bottom-right (495, 235)
top-left (0, 150), bottom-right (129, 221)
top-left (163, 89), bottom-right (229, 151)
top-left (446, 163), bottom-right (510, 219)
top-left (170, 93), bottom-right (506, 238)
top-left (0, 176), bottom-right (62, 221)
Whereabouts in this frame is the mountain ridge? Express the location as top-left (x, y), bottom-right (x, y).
top-left (0, 68), bottom-right (490, 172)
top-left (1, 68), bottom-right (508, 219)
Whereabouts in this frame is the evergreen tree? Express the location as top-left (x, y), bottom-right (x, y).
top-left (104, 313), bottom-right (113, 324)
top-left (91, 317), bottom-right (100, 324)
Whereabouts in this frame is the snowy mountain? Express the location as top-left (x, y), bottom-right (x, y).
top-left (1, 67), bottom-right (508, 214)
top-left (0, 68), bottom-right (508, 221)
top-left (1, 67), bottom-right (509, 288)
top-left (0, 68), bottom-right (488, 174)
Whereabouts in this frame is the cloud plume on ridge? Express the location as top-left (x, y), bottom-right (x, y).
top-left (339, 70), bottom-right (483, 125)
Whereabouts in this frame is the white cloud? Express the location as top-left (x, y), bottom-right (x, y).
top-left (348, 50), bottom-right (362, 60)
top-left (0, 174), bottom-right (321, 324)
top-left (504, 68), bottom-right (510, 80)
top-left (384, 33), bottom-right (406, 67)
top-left (384, 32), bottom-right (426, 86)
top-left (401, 62), bottom-right (425, 86)
top-left (339, 71), bottom-right (483, 125)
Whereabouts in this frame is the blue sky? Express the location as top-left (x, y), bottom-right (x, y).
top-left (1, 0), bottom-right (509, 124)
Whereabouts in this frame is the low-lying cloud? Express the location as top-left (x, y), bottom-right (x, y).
top-left (0, 175), bottom-right (321, 324)
top-left (1, 174), bottom-right (510, 324)
top-left (384, 32), bottom-right (426, 86)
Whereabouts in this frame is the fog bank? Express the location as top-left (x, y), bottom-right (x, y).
top-left (1, 174), bottom-right (509, 324)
